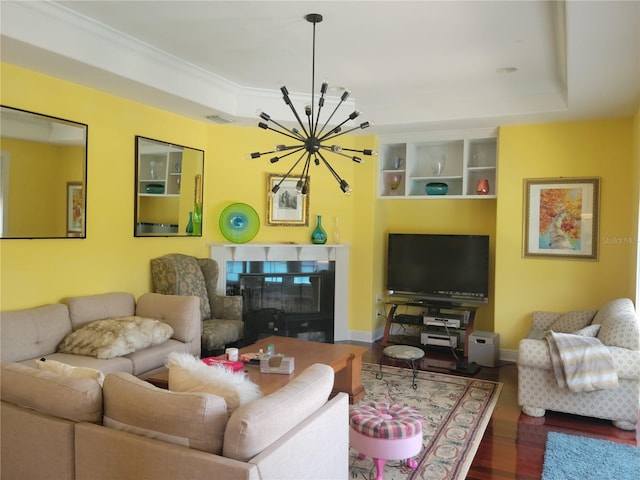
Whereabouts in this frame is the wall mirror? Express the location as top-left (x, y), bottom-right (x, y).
top-left (135, 136), bottom-right (204, 237)
top-left (0, 106), bottom-right (88, 239)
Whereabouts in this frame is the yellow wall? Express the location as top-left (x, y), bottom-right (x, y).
top-left (1, 63), bottom-right (638, 354)
top-left (494, 119), bottom-right (637, 349)
top-left (1, 138), bottom-right (83, 237)
top-left (0, 64), bottom-right (369, 322)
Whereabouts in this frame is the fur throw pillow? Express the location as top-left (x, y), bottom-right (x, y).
top-left (35, 358), bottom-right (105, 386)
top-left (166, 352), bottom-right (262, 413)
top-left (58, 316), bottom-right (173, 359)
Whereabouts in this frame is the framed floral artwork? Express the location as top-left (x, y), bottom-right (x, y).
top-left (523, 177), bottom-right (600, 260)
top-left (266, 174), bottom-right (309, 226)
top-left (66, 182), bottom-right (84, 236)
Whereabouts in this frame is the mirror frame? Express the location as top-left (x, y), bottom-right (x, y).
top-left (134, 136), bottom-right (204, 237)
top-left (0, 105), bottom-right (88, 239)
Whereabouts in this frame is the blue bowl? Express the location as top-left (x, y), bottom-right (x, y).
top-left (425, 182), bottom-right (448, 195)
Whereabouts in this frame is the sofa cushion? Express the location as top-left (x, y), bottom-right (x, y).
top-left (135, 292), bottom-right (201, 344)
top-left (595, 298), bottom-right (639, 350)
top-left (35, 357), bottom-right (105, 386)
top-left (103, 372), bottom-right (228, 454)
top-left (223, 363), bottom-right (333, 462)
top-left (30, 352), bottom-right (134, 375)
top-left (0, 362), bottom-right (102, 423)
top-left (166, 352), bottom-right (262, 413)
top-left (57, 316), bottom-right (174, 359)
top-left (549, 310), bottom-right (597, 333)
top-left (63, 292), bottom-right (136, 330)
top-left (0, 304), bottom-right (71, 362)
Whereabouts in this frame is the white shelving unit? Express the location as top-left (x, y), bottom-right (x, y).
top-left (137, 142), bottom-right (183, 197)
top-left (378, 129), bottom-right (498, 199)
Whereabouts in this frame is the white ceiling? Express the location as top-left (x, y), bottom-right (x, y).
top-left (1, 0), bottom-right (639, 135)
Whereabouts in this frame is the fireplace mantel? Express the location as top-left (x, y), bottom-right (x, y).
top-left (209, 243), bottom-right (350, 341)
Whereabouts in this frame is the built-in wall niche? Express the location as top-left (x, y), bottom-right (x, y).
top-left (0, 106), bottom-right (87, 238)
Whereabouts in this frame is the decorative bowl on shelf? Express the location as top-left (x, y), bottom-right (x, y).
top-left (145, 184), bottom-right (165, 194)
top-left (425, 182), bottom-right (448, 195)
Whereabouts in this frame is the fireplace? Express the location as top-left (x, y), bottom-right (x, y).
top-left (209, 244), bottom-right (350, 341)
top-left (227, 261), bottom-right (335, 343)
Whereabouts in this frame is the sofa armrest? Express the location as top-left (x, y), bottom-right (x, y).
top-left (75, 422), bottom-right (260, 480)
top-left (136, 293), bottom-right (201, 344)
top-left (213, 295), bottom-right (243, 321)
top-left (517, 338), bottom-right (552, 369)
top-left (531, 311), bottom-right (561, 330)
top-left (247, 392), bottom-right (349, 480)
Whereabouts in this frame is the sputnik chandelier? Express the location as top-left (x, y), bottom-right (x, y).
top-left (250, 13), bottom-right (376, 195)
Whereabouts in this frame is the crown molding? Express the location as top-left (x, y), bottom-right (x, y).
top-left (1, 1), bottom-right (355, 125)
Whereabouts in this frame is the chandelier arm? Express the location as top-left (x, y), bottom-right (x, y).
top-left (318, 114), bottom-right (361, 143)
top-left (319, 146), bottom-right (362, 163)
top-left (273, 151), bottom-right (308, 192)
top-left (263, 118), bottom-right (308, 143)
top-left (297, 154), bottom-right (312, 194)
top-left (316, 151), bottom-right (344, 183)
top-left (313, 82), bottom-right (328, 138)
top-left (321, 122), bottom-right (370, 143)
top-left (301, 153), bottom-right (312, 179)
top-left (272, 146), bottom-right (307, 163)
top-left (281, 87), bottom-right (311, 138)
top-left (316, 97), bottom-right (347, 138)
top-left (339, 147), bottom-right (375, 155)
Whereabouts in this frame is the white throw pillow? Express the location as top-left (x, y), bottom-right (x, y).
top-left (572, 324), bottom-right (601, 337)
top-left (58, 316), bottom-right (174, 359)
top-left (166, 352), bottom-right (262, 413)
top-left (35, 358), bottom-right (105, 386)
top-left (549, 310), bottom-right (597, 333)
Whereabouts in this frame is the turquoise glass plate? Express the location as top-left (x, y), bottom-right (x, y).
top-left (219, 203), bottom-right (260, 243)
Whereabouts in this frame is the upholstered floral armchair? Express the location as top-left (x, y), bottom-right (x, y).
top-left (151, 253), bottom-right (243, 356)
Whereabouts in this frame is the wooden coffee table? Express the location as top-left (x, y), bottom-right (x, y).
top-left (147, 336), bottom-right (367, 404)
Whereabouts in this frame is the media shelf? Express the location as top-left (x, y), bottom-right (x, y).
top-left (381, 300), bottom-right (478, 357)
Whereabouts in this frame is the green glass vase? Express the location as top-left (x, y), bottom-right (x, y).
top-left (186, 212), bottom-right (193, 235)
top-left (311, 215), bottom-right (327, 244)
top-left (192, 202), bottom-right (202, 236)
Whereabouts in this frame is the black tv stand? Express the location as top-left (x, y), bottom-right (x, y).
top-left (381, 299), bottom-right (478, 358)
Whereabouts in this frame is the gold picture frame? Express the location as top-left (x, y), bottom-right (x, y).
top-left (523, 177), bottom-right (600, 260)
top-left (66, 182), bottom-right (84, 237)
top-left (266, 174), bottom-right (309, 226)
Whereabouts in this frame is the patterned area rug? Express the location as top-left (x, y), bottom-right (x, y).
top-left (349, 363), bottom-right (503, 480)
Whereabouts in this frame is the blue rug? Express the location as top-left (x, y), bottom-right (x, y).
top-left (542, 431), bottom-right (640, 480)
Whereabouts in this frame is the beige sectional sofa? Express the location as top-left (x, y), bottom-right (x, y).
top-left (1, 291), bottom-right (201, 377)
top-left (1, 361), bottom-right (348, 480)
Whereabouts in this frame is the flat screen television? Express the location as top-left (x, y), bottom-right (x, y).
top-left (386, 233), bottom-right (489, 304)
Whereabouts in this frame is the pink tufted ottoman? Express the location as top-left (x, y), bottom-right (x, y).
top-left (349, 402), bottom-right (423, 480)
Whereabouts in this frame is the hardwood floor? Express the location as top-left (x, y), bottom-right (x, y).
top-left (347, 340), bottom-right (639, 479)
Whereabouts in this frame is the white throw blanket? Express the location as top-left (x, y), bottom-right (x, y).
top-left (543, 330), bottom-right (618, 392)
